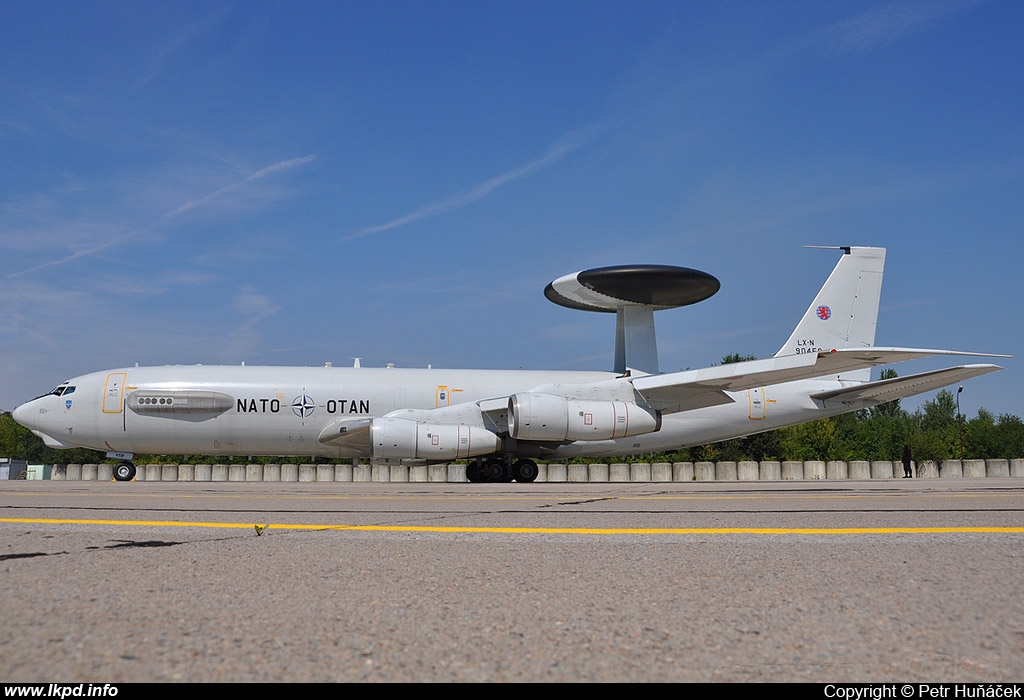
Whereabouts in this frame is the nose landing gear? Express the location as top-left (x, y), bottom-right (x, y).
top-left (112, 461), bottom-right (137, 482)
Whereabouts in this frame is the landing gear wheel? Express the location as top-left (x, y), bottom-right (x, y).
top-left (466, 461), bottom-right (485, 483)
top-left (483, 458), bottom-right (505, 482)
top-left (113, 461), bottom-right (136, 482)
top-left (513, 459), bottom-right (538, 483)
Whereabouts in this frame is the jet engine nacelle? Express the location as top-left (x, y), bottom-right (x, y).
top-left (370, 417), bottom-right (502, 460)
top-left (507, 393), bottom-right (661, 441)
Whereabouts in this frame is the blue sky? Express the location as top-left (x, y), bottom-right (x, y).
top-left (2, 0), bottom-right (1021, 419)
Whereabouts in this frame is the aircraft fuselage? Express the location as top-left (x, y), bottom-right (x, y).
top-left (12, 363), bottom-right (847, 460)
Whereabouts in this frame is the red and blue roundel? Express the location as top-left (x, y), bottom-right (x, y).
top-left (816, 306), bottom-right (831, 320)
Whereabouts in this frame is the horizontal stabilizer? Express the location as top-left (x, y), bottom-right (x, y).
top-left (632, 348), bottom-right (1010, 414)
top-left (810, 364), bottom-right (1004, 405)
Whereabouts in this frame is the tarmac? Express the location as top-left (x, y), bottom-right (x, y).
top-left (2, 478), bottom-right (1023, 682)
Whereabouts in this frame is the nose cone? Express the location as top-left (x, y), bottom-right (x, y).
top-left (12, 400), bottom-right (36, 429)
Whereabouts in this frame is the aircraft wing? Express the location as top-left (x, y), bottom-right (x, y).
top-left (631, 348), bottom-right (1009, 414)
top-left (810, 364), bottom-right (1004, 405)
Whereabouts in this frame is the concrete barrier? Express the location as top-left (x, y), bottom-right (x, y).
top-left (826, 461), bottom-right (847, 480)
top-left (940, 460), bottom-right (963, 478)
top-left (804, 460), bottom-right (826, 480)
top-left (38, 458), bottom-right (1024, 483)
top-left (715, 461), bottom-right (737, 481)
top-left (631, 462), bottom-right (652, 482)
top-left (448, 463), bottom-right (467, 483)
top-left (546, 463), bottom-right (567, 482)
top-left (652, 462), bottom-right (672, 481)
top-left (869, 461), bottom-right (891, 479)
top-left (848, 461), bottom-right (870, 479)
top-left (759, 461), bottom-right (781, 480)
top-left (695, 462), bottom-right (715, 481)
top-left (986, 459), bottom-right (1009, 477)
top-left (1012, 459), bottom-right (1024, 478)
top-left (963, 459), bottom-right (986, 478)
top-left (781, 461), bottom-right (802, 480)
top-left (609, 463), bottom-right (629, 482)
top-left (673, 462), bottom-right (694, 481)
top-left (737, 461), bottom-right (758, 481)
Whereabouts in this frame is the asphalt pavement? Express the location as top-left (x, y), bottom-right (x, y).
top-left (2, 480), bottom-right (1022, 682)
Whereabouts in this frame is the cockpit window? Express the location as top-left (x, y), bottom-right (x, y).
top-left (49, 382), bottom-right (72, 397)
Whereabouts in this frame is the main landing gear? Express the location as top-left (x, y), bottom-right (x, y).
top-left (466, 457), bottom-right (539, 483)
top-left (113, 461), bottom-right (137, 481)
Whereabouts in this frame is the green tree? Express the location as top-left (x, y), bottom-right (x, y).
top-left (778, 418), bottom-right (846, 461)
top-left (721, 353), bottom-right (758, 364)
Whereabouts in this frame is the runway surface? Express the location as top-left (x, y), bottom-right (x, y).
top-left (2, 479), bottom-right (1023, 682)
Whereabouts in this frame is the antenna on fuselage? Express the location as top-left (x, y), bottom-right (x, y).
top-left (544, 264), bottom-right (720, 375)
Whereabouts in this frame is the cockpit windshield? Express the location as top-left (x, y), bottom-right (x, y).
top-left (45, 382), bottom-right (75, 398)
top-left (30, 381), bottom-right (76, 401)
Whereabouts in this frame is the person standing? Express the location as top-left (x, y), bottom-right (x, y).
top-left (902, 444), bottom-right (913, 478)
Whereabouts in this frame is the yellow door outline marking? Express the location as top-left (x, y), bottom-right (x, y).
top-left (102, 373), bottom-right (127, 414)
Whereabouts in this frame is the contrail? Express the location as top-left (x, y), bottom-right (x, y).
top-left (346, 126), bottom-right (602, 241)
top-left (9, 155), bottom-right (316, 278)
top-left (164, 154), bottom-right (316, 219)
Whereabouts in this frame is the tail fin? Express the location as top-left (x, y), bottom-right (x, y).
top-left (777, 246), bottom-right (886, 382)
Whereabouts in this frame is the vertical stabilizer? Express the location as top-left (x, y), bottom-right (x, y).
top-left (777, 246), bottom-right (886, 382)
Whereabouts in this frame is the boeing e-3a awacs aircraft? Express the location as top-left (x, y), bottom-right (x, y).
top-left (12, 246), bottom-right (1009, 482)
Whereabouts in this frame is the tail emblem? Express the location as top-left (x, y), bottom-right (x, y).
top-left (816, 306), bottom-right (832, 320)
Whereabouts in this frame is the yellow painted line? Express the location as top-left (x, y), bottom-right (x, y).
top-left (2, 517), bottom-right (1023, 535)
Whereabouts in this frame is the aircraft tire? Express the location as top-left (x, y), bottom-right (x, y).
top-left (113, 461), bottom-right (136, 482)
top-left (513, 459), bottom-right (538, 483)
top-left (483, 458), bottom-right (505, 482)
top-left (466, 461), bottom-right (484, 483)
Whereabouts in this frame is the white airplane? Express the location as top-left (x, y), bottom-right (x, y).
top-left (12, 246), bottom-right (1008, 482)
